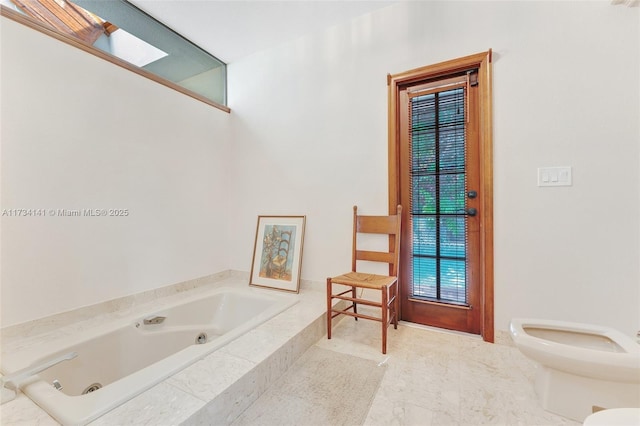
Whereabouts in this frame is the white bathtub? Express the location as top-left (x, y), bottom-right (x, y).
top-left (1, 286), bottom-right (297, 425)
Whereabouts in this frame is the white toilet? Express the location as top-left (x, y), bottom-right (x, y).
top-left (583, 408), bottom-right (640, 425)
top-left (509, 318), bottom-right (640, 422)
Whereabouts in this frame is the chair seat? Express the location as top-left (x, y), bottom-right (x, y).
top-left (272, 255), bottom-right (287, 267)
top-left (330, 272), bottom-right (397, 289)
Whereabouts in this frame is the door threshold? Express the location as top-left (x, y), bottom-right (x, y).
top-left (398, 321), bottom-right (482, 340)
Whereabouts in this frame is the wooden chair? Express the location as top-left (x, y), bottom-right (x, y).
top-left (326, 205), bottom-right (402, 354)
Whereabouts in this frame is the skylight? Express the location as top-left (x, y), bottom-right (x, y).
top-left (2, 0), bottom-right (226, 106)
top-left (95, 25), bottom-right (168, 68)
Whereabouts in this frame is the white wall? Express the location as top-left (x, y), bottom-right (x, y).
top-left (0, 17), bottom-right (231, 327)
top-left (227, 1), bottom-right (640, 336)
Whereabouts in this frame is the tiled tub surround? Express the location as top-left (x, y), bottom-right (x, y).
top-left (2, 285), bottom-right (299, 425)
top-left (1, 272), bottom-right (329, 425)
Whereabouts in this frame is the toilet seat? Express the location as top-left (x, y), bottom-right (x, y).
top-left (583, 408), bottom-right (640, 425)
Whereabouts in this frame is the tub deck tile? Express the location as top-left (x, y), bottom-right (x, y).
top-left (89, 382), bottom-right (206, 426)
top-left (166, 351), bottom-right (258, 403)
top-left (0, 392), bottom-right (59, 426)
top-left (219, 327), bottom-right (286, 364)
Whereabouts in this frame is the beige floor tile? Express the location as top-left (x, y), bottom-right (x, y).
top-left (322, 316), bottom-right (581, 426)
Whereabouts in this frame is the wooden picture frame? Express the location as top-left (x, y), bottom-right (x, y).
top-left (250, 215), bottom-right (306, 293)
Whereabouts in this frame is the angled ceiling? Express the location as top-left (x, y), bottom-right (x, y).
top-left (127, 0), bottom-right (396, 64)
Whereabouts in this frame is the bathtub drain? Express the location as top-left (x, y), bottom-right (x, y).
top-left (195, 332), bottom-right (207, 344)
top-left (82, 383), bottom-right (102, 394)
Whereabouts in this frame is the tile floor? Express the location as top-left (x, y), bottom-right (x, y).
top-left (317, 314), bottom-right (581, 426)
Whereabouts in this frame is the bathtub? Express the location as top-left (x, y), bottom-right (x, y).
top-left (1, 286), bottom-right (298, 425)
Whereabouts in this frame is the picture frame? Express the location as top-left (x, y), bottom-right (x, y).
top-left (250, 215), bottom-right (306, 293)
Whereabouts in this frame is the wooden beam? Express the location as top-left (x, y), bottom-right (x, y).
top-left (11, 0), bottom-right (104, 45)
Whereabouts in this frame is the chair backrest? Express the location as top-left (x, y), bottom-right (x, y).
top-left (277, 230), bottom-right (292, 257)
top-left (351, 205), bottom-right (402, 277)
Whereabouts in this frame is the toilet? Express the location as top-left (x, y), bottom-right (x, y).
top-left (509, 318), bottom-right (640, 422)
top-left (583, 408), bottom-right (640, 425)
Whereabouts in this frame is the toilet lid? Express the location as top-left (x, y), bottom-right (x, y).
top-left (583, 408), bottom-right (640, 426)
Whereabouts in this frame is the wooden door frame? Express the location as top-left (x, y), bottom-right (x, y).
top-left (387, 50), bottom-right (494, 342)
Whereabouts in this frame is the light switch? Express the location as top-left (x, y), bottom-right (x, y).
top-left (538, 166), bottom-right (572, 187)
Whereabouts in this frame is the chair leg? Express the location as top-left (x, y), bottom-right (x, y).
top-left (393, 281), bottom-right (399, 329)
top-left (326, 278), bottom-right (332, 340)
top-left (351, 286), bottom-right (358, 320)
top-left (381, 285), bottom-right (388, 354)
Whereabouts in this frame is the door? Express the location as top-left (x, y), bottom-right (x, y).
top-left (387, 52), bottom-right (493, 339)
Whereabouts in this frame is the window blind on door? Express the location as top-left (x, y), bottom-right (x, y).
top-left (409, 84), bottom-right (468, 304)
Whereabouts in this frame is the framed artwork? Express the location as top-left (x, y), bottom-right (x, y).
top-left (250, 215), bottom-right (306, 293)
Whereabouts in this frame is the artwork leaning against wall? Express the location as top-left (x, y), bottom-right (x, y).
top-left (0, 0), bottom-right (227, 107)
top-left (250, 216), bottom-right (306, 293)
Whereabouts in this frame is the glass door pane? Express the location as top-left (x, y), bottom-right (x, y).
top-left (410, 88), bottom-right (468, 305)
